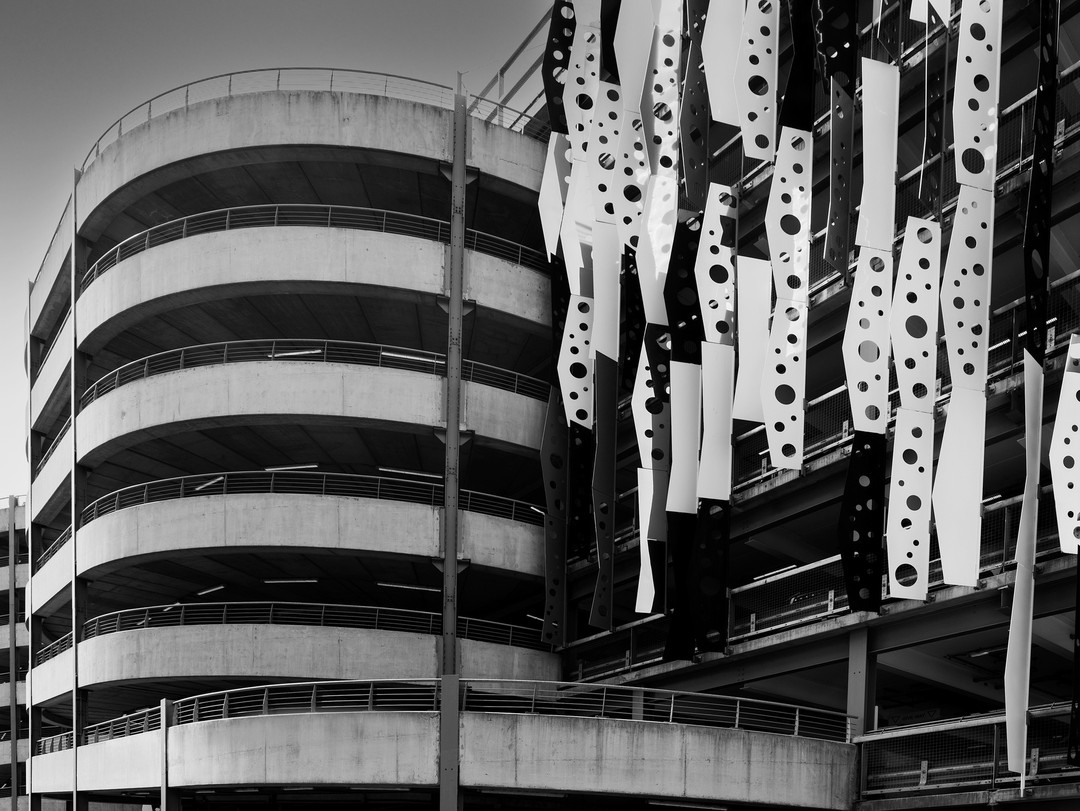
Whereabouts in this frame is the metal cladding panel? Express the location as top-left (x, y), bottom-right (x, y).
top-left (910, 0), bottom-right (949, 25)
top-left (917, 37), bottom-right (947, 215)
top-left (1023, 0), bottom-right (1058, 366)
top-left (636, 467), bottom-right (669, 613)
top-left (640, 24), bottom-right (681, 180)
top-left (619, 246), bottom-right (646, 394)
top-left (886, 407), bottom-right (935, 601)
top-left (732, 256), bottom-right (772, 424)
top-left (873, 0), bottom-right (901, 59)
top-left (779, 0), bottom-right (816, 133)
top-left (688, 498), bottom-right (730, 651)
top-left (954, 0), bottom-right (1003, 192)
top-left (698, 342), bottom-right (734, 502)
top-left (941, 185), bottom-right (995, 389)
top-left (542, 0), bottom-right (577, 134)
top-left (632, 324), bottom-right (672, 470)
top-left (613, 104), bottom-right (650, 248)
top-left (588, 83), bottom-right (625, 225)
top-left (560, 159), bottom-right (595, 297)
top-left (838, 431), bottom-right (887, 613)
top-left (825, 81), bottom-right (855, 275)
top-left (1006, 352), bottom-right (1045, 774)
top-left (539, 135), bottom-right (572, 258)
top-left (765, 127), bottom-right (814, 304)
top-left (813, 0), bottom-right (858, 96)
top-left (702, 0), bottom-right (742, 126)
top-left (761, 300), bottom-right (808, 470)
top-left (694, 184), bottom-right (738, 345)
top-left (600, 0), bottom-right (622, 82)
top-left (613, 0), bottom-right (655, 107)
top-left (540, 389), bottom-right (569, 646)
top-left (734, 0), bottom-right (780, 161)
top-left (637, 174), bottom-right (679, 325)
top-left (557, 295), bottom-right (596, 427)
top-left (680, 41), bottom-right (710, 209)
top-left (589, 354), bottom-right (618, 630)
top-left (842, 247), bottom-right (894, 434)
top-left (932, 386), bottom-right (987, 587)
top-left (666, 360), bottom-right (703, 514)
top-left (855, 59), bottom-right (899, 252)
top-left (890, 218), bottom-right (940, 414)
top-left (1050, 337), bottom-right (1080, 555)
top-left (564, 23), bottom-right (602, 162)
top-left (663, 511), bottom-right (698, 661)
top-left (590, 221), bottom-right (621, 361)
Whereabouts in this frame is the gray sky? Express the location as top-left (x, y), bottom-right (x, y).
top-left (0, 0), bottom-right (549, 497)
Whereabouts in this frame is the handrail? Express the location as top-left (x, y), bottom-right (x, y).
top-left (81, 601), bottom-right (550, 652)
top-left (34, 632), bottom-right (73, 667)
top-left (34, 525), bottom-right (72, 571)
top-left (35, 417), bottom-right (71, 475)
top-left (80, 338), bottom-right (548, 408)
top-left (460, 679), bottom-right (853, 742)
top-left (34, 731), bottom-right (73, 756)
top-left (38, 676), bottom-right (851, 752)
top-left (79, 203), bottom-right (547, 295)
top-left (79, 471), bottom-right (544, 529)
top-left (80, 67), bottom-right (549, 172)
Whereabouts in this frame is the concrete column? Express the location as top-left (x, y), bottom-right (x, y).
top-left (159, 699), bottom-right (180, 811)
top-left (847, 626), bottom-right (876, 737)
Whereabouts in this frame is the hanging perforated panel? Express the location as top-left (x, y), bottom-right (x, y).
top-left (838, 431), bottom-right (887, 613)
top-left (637, 174), bottom-right (679, 325)
top-left (631, 324), bottom-right (672, 470)
top-left (942, 185), bottom-right (994, 389)
top-left (825, 81), bottom-right (855, 275)
top-left (635, 466), bottom-right (669, 613)
top-left (734, 0), bottom-right (780, 161)
top-left (761, 299), bottom-right (808, 470)
top-left (542, 0), bottom-right (577, 134)
top-left (558, 295), bottom-right (596, 427)
top-left (564, 23), bottom-right (602, 162)
top-left (732, 256), bottom-right (772, 424)
top-left (640, 23), bottom-right (681, 180)
top-left (886, 407), bottom-right (935, 601)
top-left (666, 360), bottom-right (703, 514)
top-left (855, 59), bottom-right (899, 252)
top-left (613, 104), bottom-right (650, 249)
top-left (842, 247), bottom-right (893, 434)
top-left (953, 0), bottom-right (1003, 192)
top-left (540, 389), bottom-right (569, 646)
top-left (698, 342), bottom-right (734, 502)
top-left (766, 127), bottom-right (814, 304)
top-left (701, 0), bottom-right (742, 126)
top-left (560, 158), bottom-right (595, 297)
top-left (694, 184), bottom-right (738, 345)
top-left (1051, 337), bottom-right (1080, 555)
top-left (933, 386), bottom-right (986, 587)
top-left (539, 134), bottom-right (572, 258)
top-left (890, 218), bottom-right (940, 414)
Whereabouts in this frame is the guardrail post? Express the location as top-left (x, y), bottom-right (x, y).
top-left (669, 693), bottom-right (675, 723)
top-left (262, 688), bottom-right (269, 715)
top-left (794, 708), bottom-right (800, 737)
top-left (311, 684), bottom-right (318, 712)
top-left (734, 699), bottom-right (740, 729)
top-left (222, 694), bottom-right (229, 719)
top-left (991, 723), bottom-right (1000, 789)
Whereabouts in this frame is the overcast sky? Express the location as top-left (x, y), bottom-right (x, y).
top-left (0, 0), bottom-right (549, 497)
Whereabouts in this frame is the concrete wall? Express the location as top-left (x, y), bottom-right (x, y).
top-left (30, 314), bottom-right (70, 429)
top-left (77, 730), bottom-right (162, 791)
top-left (0, 680), bottom-right (26, 708)
top-left (28, 199), bottom-right (72, 339)
top-left (465, 249), bottom-right (549, 329)
top-left (28, 647), bottom-right (72, 704)
top-left (77, 362), bottom-right (444, 466)
top-left (76, 228), bottom-right (445, 352)
top-left (458, 512), bottom-right (544, 578)
top-left (30, 429), bottom-right (70, 524)
top-left (78, 625), bottom-right (439, 686)
top-left (0, 622), bottom-right (29, 652)
top-left (0, 562), bottom-right (29, 592)
top-left (78, 493), bottom-right (441, 574)
top-left (469, 117), bottom-right (545, 193)
top-left (464, 382), bottom-right (545, 454)
top-left (458, 639), bottom-right (559, 681)
top-left (30, 541), bottom-right (70, 615)
top-left (30, 750), bottom-right (73, 794)
top-left (167, 712), bottom-right (440, 787)
top-left (459, 714), bottom-right (856, 810)
top-left (76, 92), bottom-right (456, 236)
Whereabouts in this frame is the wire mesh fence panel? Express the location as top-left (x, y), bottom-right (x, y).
top-left (730, 557), bottom-right (849, 640)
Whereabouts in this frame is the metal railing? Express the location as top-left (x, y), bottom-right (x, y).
top-left (33, 633), bottom-right (72, 667)
top-left (461, 679), bottom-right (853, 741)
top-left (80, 602), bottom-right (549, 652)
top-left (34, 731), bottom-right (72, 756)
top-left (35, 417), bottom-right (70, 476)
top-left (34, 525), bottom-right (71, 571)
top-left (34, 677), bottom-right (852, 753)
top-left (172, 679), bottom-right (441, 725)
top-left (79, 471), bottom-right (544, 528)
top-left (80, 67), bottom-right (549, 173)
top-left (82, 708), bottom-right (161, 746)
top-left (80, 338), bottom-right (548, 408)
top-left (859, 703), bottom-right (1080, 796)
top-left (79, 204), bottom-right (547, 294)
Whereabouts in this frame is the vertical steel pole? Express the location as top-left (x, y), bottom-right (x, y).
top-left (439, 80), bottom-right (469, 811)
top-left (7, 495), bottom-right (17, 804)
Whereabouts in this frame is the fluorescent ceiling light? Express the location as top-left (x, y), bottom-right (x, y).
top-left (752, 564), bottom-right (797, 581)
top-left (194, 476), bottom-right (224, 491)
top-left (525, 613), bottom-right (544, 623)
top-left (382, 350), bottom-right (444, 363)
top-left (196, 585), bottom-right (225, 596)
top-left (263, 578), bottom-right (318, 585)
top-left (264, 463), bottom-right (318, 471)
top-left (529, 506), bottom-right (544, 514)
top-left (378, 466), bottom-right (443, 480)
top-left (377, 581), bottom-right (441, 593)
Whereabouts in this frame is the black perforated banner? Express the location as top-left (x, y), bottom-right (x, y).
top-left (589, 353), bottom-right (618, 630)
top-left (838, 431), bottom-right (887, 613)
top-left (542, 0), bottom-right (576, 134)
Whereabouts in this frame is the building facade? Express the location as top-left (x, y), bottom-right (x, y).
top-left (21, 2), bottom-right (1080, 811)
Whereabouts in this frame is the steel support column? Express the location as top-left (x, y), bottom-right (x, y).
top-left (439, 87), bottom-right (469, 811)
top-left (7, 495), bottom-right (18, 805)
top-left (847, 626), bottom-right (876, 737)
